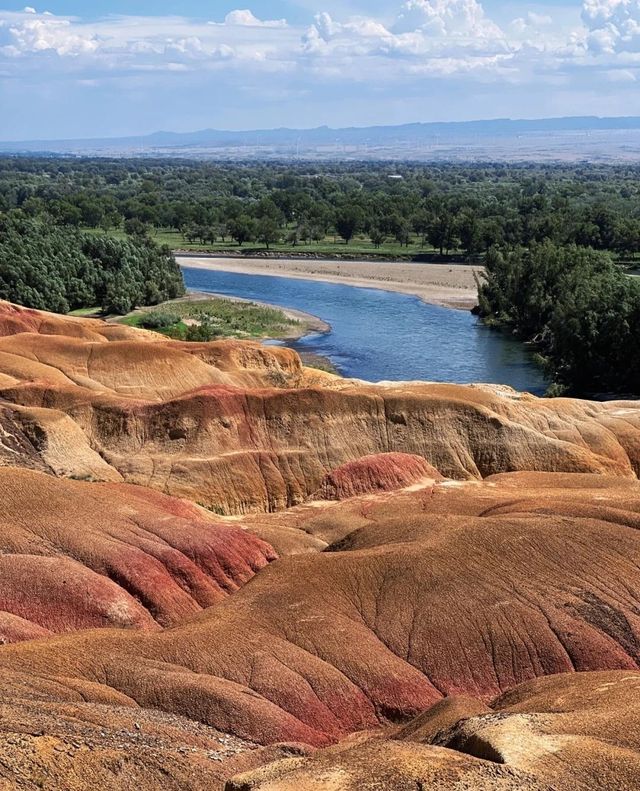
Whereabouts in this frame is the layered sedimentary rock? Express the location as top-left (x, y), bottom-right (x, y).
top-left (227, 671), bottom-right (640, 790)
top-left (2, 301), bottom-right (640, 517)
top-left (0, 301), bottom-right (639, 788)
top-left (0, 467), bottom-right (275, 640)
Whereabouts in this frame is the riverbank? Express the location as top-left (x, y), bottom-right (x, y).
top-left (177, 256), bottom-right (480, 311)
top-left (174, 247), bottom-right (468, 264)
top-left (114, 291), bottom-right (337, 373)
top-left (114, 291), bottom-right (330, 340)
top-left (180, 290), bottom-right (331, 338)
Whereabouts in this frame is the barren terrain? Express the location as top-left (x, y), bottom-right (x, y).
top-left (178, 256), bottom-right (481, 310)
top-left (0, 299), bottom-right (639, 789)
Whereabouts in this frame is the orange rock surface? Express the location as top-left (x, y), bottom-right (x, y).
top-left (227, 671), bottom-right (640, 790)
top-left (1, 472), bottom-right (640, 750)
top-left (1, 298), bottom-right (640, 516)
top-left (0, 301), bottom-right (638, 788)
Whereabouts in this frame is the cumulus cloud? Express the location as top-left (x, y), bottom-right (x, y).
top-left (302, 1), bottom-right (509, 75)
top-left (0, 7), bottom-right (298, 70)
top-left (0, 12), bottom-right (99, 57)
top-left (582, 0), bottom-right (640, 53)
top-left (223, 9), bottom-right (287, 28)
top-left (511, 12), bottom-right (553, 36)
top-left (395, 0), bottom-right (503, 39)
top-left (0, 0), bottom-right (639, 132)
top-left (302, 12), bottom-right (395, 56)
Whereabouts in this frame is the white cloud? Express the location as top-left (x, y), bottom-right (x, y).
top-left (0, 13), bottom-right (99, 57)
top-left (582, 0), bottom-right (640, 53)
top-left (0, 7), bottom-right (297, 70)
top-left (394, 0), bottom-right (503, 40)
top-left (0, 0), bottom-right (639, 132)
top-left (511, 12), bottom-right (553, 36)
top-left (223, 9), bottom-right (287, 28)
top-left (302, 12), bottom-right (396, 56)
top-left (302, 2), bottom-right (509, 75)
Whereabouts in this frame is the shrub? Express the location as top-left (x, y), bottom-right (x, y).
top-left (185, 322), bottom-right (223, 342)
top-left (139, 311), bottom-right (181, 329)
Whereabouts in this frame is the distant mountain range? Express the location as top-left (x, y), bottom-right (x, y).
top-left (4, 116), bottom-right (640, 162)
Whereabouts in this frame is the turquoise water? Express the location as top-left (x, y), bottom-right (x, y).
top-left (182, 266), bottom-right (548, 394)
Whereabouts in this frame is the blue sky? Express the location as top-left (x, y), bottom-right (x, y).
top-left (1, 0), bottom-right (639, 140)
top-left (1, 1), bottom-right (315, 22)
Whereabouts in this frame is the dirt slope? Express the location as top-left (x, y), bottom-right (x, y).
top-left (227, 671), bottom-right (640, 790)
top-left (0, 468), bottom-right (275, 640)
top-left (0, 472), bottom-right (639, 752)
top-left (0, 301), bottom-right (639, 788)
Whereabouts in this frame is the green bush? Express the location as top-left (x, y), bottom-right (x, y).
top-left (185, 321), bottom-right (223, 342)
top-left (139, 311), bottom-right (181, 329)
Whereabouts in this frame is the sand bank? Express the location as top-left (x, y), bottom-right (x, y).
top-left (177, 255), bottom-right (481, 311)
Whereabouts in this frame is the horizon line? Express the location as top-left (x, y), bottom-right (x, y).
top-left (3, 113), bottom-right (640, 147)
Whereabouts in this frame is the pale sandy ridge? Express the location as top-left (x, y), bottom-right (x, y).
top-left (177, 256), bottom-right (481, 310)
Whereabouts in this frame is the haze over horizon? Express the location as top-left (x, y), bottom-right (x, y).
top-left (1, 0), bottom-right (640, 141)
top-left (3, 113), bottom-right (640, 145)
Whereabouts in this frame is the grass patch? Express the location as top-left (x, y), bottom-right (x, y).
top-left (90, 227), bottom-right (455, 261)
top-left (120, 297), bottom-right (300, 341)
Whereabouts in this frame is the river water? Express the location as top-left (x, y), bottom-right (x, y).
top-left (181, 266), bottom-right (548, 394)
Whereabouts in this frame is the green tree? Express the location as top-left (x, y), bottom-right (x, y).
top-left (369, 227), bottom-right (386, 249)
top-left (228, 216), bottom-right (256, 247)
top-left (335, 206), bottom-right (363, 245)
top-left (257, 217), bottom-right (281, 249)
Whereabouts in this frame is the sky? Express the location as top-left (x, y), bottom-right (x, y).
top-left (1, 0), bottom-right (640, 140)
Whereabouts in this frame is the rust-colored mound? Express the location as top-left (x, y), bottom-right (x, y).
top-left (227, 670), bottom-right (640, 790)
top-left (0, 331), bottom-right (303, 400)
top-left (3, 302), bottom-right (640, 517)
top-left (0, 668), bottom-right (296, 791)
top-left (0, 473), bottom-right (639, 751)
top-left (2, 301), bottom-right (640, 787)
top-left (314, 453), bottom-right (442, 500)
top-left (0, 468), bottom-right (276, 640)
top-left (0, 299), bottom-right (152, 342)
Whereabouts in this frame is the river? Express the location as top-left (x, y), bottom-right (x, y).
top-left (181, 266), bottom-right (549, 394)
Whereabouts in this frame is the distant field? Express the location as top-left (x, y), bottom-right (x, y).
top-left (85, 226), bottom-right (640, 267)
top-left (105, 228), bottom-right (455, 261)
top-left (68, 306), bottom-right (102, 317)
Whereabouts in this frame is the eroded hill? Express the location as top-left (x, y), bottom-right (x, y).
top-left (0, 300), bottom-right (639, 789)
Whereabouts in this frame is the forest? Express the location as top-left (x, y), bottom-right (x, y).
top-left (477, 243), bottom-right (640, 395)
top-left (1, 156), bottom-right (640, 394)
top-left (2, 158), bottom-right (640, 258)
top-left (0, 213), bottom-right (184, 314)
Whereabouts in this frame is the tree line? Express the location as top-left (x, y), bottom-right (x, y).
top-left (0, 213), bottom-right (184, 315)
top-left (4, 158), bottom-right (640, 256)
top-left (3, 157), bottom-right (640, 394)
top-left (477, 242), bottom-right (640, 395)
